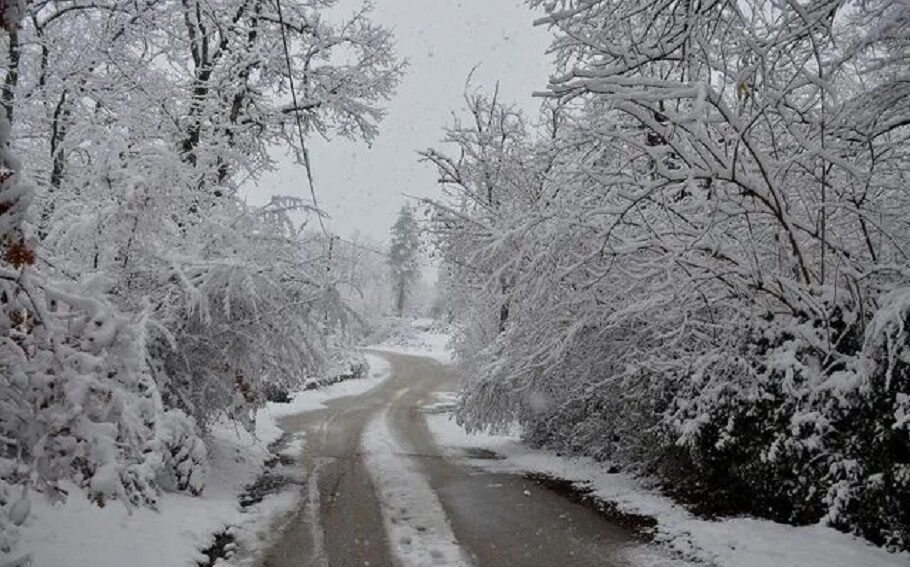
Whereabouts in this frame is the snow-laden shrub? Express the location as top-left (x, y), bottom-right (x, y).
top-left (0, 276), bottom-right (207, 509)
top-left (666, 292), bottom-right (910, 546)
top-left (823, 291), bottom-right (910, 547)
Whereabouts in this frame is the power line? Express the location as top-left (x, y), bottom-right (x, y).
top-left (275, 0), bottom-right (329, 238)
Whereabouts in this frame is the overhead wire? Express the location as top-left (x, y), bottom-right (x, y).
top-left (273, 0), bottom-right (435, 272)
top-left (274, 0), bottom-right (330, 239)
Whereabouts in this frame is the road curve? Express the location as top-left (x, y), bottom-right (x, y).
top-left (257, 351), bottom-right (641, 567)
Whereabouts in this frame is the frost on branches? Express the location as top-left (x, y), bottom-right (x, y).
top-left (428, 0), bottom-right (910, 551)
top-left (0, 0), bottom-right (401, 557)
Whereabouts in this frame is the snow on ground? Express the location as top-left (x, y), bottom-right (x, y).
top-left (424, 394), bottom-right (910, 567)
top-left (9, 354), bottom-right (391, 567)
top-left (362, 404), bottom-right (471, 566)
top-left (14, 421), bottom-right (291, 567)
top-left (370, 318), bottom-right (452, 363)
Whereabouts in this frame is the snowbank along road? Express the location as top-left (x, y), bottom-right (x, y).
top-left (256, 351), bottom-right (665, 567)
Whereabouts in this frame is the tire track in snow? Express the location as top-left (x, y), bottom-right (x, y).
top-left (362, 406), bottom-right (472, 566)
top-left (304, 458), bottom-right (328, 567)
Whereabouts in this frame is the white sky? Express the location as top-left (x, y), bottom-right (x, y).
top-left (252, 0), bottom-right (553, 244)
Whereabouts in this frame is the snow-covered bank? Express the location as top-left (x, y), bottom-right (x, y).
top-left (424, 394), bottom-right (910, 567)
top-left (13, 423), bottom-right (292, 567)
top-left (7, 354), bottom-right (391, 567)
top-left (369, 318), bottom-right (452, 364)
top-left (255, 354), bottom-right (392, 443)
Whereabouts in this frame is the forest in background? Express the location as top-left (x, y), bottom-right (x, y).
top-left (428, 0), bottom-right (910, 551)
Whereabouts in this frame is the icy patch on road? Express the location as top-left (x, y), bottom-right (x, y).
top-left (362, 408), bottom-right (471, 566)
top-left (424, 398), bottom-right (910, 567)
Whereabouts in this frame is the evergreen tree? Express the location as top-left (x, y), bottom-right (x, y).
top-left (388, 206), bottom-right (421, 317)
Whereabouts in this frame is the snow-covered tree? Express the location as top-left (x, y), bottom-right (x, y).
top-left (388, 205), bottom-right (421, 317)
top-left (428, 0), bottom-right (910, 550)
top-left (0, 0), bottom-right (403, 555)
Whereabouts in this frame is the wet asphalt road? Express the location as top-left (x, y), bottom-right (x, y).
top-left (256, 351), bottom-right (640, 567)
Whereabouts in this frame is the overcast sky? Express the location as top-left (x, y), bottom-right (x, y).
top-left (252, 0), bottom-right (552, 244)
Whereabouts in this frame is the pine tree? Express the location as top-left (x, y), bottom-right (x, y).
top-left (388, 206), bottom-right (421, 317)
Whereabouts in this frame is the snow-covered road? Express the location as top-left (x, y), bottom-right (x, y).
top-left (256, 351), bottom-right (665, 566)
